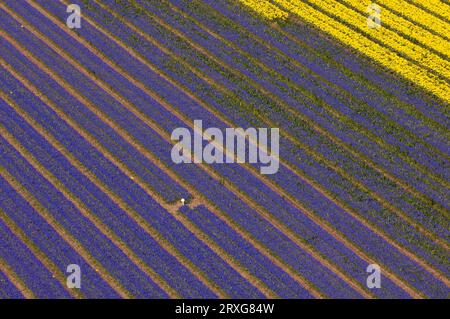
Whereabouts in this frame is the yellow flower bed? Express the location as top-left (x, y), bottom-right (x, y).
top-left (410, 0), bottom-right (450, 22)
top-left (303, 0), bottom-right (450, 80)
top-left (237, 0), bottom-right (450, 102)
top-left (341, 0), bottom-right (450, 58)
top-left (237, 0), bottom-right (288, 20)
top-left (374, 0), bottom-right (450, 40)
top-left (272, 0), bottom-right (450, 102)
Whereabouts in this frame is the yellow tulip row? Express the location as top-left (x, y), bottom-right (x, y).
top-left (377, 0), bottom-right (450, 40)
top-left (341, 0), bottom-right (450, 58)
top-left (409, 0), bottom-right (450, 22)
top-left (271, 0), bottom-right (450, 103)
top-left (237, 0), bottom-right (288, 20)
top-left (303, 0), bottom-right (450, 81)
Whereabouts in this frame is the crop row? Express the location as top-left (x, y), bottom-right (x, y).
top-left (383, 0), bottom-right (450, 35)
top-left (0, 27), bottom-right (284, 298)
top-left (0, 96), bottom-right (222, 298)
top-left (0, 65), bottom-right (214, 297)
top-left (272, 10), bottom-right (450, 131)
top-left (0, 261), bottom-right (27, 298)
top-left (183, 204), bottom-right (416, 299)
top-left (6, 7), bottom-right (190, 204)
top-left (235, 0), bottom-right (287, 20)
top-left (180, 204), bottom-right (316, 298)
top-left (0, 128), bottom-right (178, 297)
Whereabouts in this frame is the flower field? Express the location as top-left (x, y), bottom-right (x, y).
top-left (0, 0), bottom-right (448, 298)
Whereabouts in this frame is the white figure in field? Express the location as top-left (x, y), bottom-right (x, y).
top-left (180, 198), bottom-right (185, 206)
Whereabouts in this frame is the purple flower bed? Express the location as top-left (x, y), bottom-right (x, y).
top-left (0, 218), bottom-right (71, 298)
top-left (0, 44), bottom-right (265, 297)
top-left (148, 209), bottom-right (265, 298)
top-left (218, 156), bottom-right (448, 270)
top-left (180, 169), bottom-right (447, 298)
top-left (0, 7), bottom-right (190, 204)
top-left (113, 114), bottom-right (449, 297)
top-left (0, 264), bottom-right (24, 299)
top-left (0, 269), bottom-right (24, 299)
top-left (0, 71), bottom-right (219, 298)
top-left (181, 205), bottom-right (314, 298)
top-left (211, 159), bottom-right (449, 296)
top-left (182, 205), bottom-right (411, 298)
top-left (0, 175), bottom-right (120, 298)
top-left (0, 137), bottom-right (175, 298)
